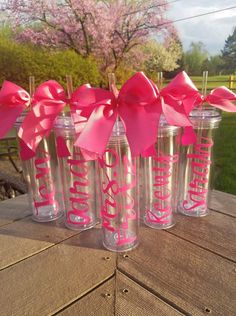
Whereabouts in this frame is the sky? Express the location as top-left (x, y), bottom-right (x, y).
top-left (167, 0), bottom-right (236, 55)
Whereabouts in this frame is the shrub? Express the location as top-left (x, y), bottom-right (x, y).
top-left (0, 29), bottom-right (102, 90)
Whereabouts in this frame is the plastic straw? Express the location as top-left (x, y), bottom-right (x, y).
top-left (66, 75), bottom-right (73, 100)
top-left (202, 71), bottom-right (208, 98)
top-left (157, 72), bottom-right (163, 90)
top-left (29, 76), bottom-right (35, 111)
top-left (108, 73), bottom-right (120, 133)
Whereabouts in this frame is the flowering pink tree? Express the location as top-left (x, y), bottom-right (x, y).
top-left (3, 0), bottom-right (175, 70)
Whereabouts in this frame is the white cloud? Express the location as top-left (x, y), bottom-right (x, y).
top-left (167, 0), bottom-right (236, 54)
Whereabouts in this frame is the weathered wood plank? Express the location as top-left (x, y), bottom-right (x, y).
top-left (0, 227), bottom-right (116, 316)
top-left (58, 278), bottom-right (115, 316)
top-left (116, 271), bottom-right (183, 316)
top-left (118, 227), bottom-right (236, 316)
top-left (0, 216), bottom-right (81, 270)
top-left (210, 190), bottom-right (236, 217)
top-left (0, 194), bottom-right (30, 227)
top-left (168, 212), bottom-right (236, 262)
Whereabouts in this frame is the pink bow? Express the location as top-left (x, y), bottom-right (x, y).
top-left (202, 86), bottom-right (236, 112)
top-left (18, 80), bottom-right (67, 159)
top-left (182, 86), bottom-right (236, 145)
top-left (73, 72), bottom-right (199, 158)
top-left (160, 71), bottom-right (200, 122)
top-left (73, 73), bottom-right (162, 157)
top-left (70, 84), bottom-right (93, 134)
top-left (145, 71), bottom-right (200, 148)
top-left (0, 81), bottom-right (30, 139)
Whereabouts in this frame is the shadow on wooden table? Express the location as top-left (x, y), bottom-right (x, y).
top-left (0, 214), bottom-right (105, 250)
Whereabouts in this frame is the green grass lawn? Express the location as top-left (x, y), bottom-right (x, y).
top-left (214, 113), bottom-right (236, 195)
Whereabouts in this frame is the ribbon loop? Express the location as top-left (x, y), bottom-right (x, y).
top-left (205, 86), bottom-right (236, 112)
top-left (0, 81), bottom-right (30, 139)
top-left (118, 72), bottom-right (161, 156)
top-left (160, 71), bottom-right (199, 126)
top-left (18, 80), bottom-right (67, 157)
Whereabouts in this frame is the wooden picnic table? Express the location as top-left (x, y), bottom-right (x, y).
top-left (0, 190), bottom-right (235, 316)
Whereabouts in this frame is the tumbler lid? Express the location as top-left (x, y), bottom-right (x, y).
top-left (189, 108), bottom-right (222, 129)
top-left (158, 115), bottom-right (180, 137)
top-left (54, 116), bottom-right (75, 130)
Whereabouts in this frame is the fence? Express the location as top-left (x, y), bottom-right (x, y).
top-left (164, 75), bottom-right (236, 92)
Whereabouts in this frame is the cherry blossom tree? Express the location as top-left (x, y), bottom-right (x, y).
top-left (3, 0), bottom-right (176, 70)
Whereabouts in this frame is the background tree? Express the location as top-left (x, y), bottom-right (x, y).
top-left (142, 37), bottom-right (182, 81)
top-left (202, 55), bottom-right (224, 76)
top-left (184, 42), bottom-right (208, 75)
top-left (221, 27), bottom-right (236, 74)
top-left (3, 0), bottom-right (176, 71)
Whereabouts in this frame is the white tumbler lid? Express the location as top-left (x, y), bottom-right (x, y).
top-left (190, 108), bottom-right (222, 129)
top-left (54, 116), bottom-right (75, 130)
top-left (158, 115), bottom-right (180, 137)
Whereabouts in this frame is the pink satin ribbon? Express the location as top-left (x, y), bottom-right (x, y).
top-left (182, 86), bottom-right (236, 146)
top-left (73, 71), bottom-right (199, 158)
top-left (72, 72), bottom-right (161, 157)
top-left (0, 81), bottom-right (30, 139)
top-left (160, 71), bottom-right (200, 126)
top-left (18, 80), bottom-right (67, 159)
top-left (202, 86), bottom-right (236, 112)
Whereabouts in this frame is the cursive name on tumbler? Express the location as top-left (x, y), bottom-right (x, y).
top-left (147, 153), bottom-right (178, 225)
top-left (34, 150), bottom-right (59, 215)
top-left (67, 152), bottom-right (91, 225)
top-left (183, 136), bottom-right (213, 212)
top-left (99, 148), bottom-right (137, 246)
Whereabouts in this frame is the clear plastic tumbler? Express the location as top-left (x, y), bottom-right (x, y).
top-left (54, 116), bottom-right (97, 230)
top-left (178, 108), bottom-right (221, 217)
top-left (98, 121), bottom-right (139, 252)
top-left (15, 115), bottom-right (64, 222)
top-left (143, 117), bottom-right (181, 229)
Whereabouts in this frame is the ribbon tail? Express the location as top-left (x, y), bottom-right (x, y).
top-left (18, 101), bottom-right (65, 153)
top-left (182, 126), bottom-right (197, 146)
top-left (0, 105), bottom-right (25, 139)
top-left (119, 105), bottom-right (160, 157)
top-left (209, 99), bottom-right (236, 112)
top-left (162, 101), bottom-right (193, 127)
top-left (141, 144), bottom-right (157, 157)
top-left (19, 139), bottom-right (36, 160)
top-left (207, 88), bottom-right (236, 112)
top-left (75, 105), bottom-right (117, 158)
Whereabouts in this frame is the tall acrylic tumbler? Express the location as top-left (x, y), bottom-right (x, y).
top-left (178, 108), bottom-right (221, 217)
top-left (143, 118), bottom-right (181, 229)
top-left (54, 117), bottom-right (97, 230)
top-left (98, 121), bottom-right (139, 252)
top-left (15, 115), bottom-right (64, 222)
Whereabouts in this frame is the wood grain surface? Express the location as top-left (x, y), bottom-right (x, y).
top-left (0, 216), bottom-right (81, 270)
top-left (58, 277), bottom-right (115, 316)
top-left (0, 228), bottom-right (116, 316)
top-left (168, 211), bottom-right (236, 262)
top-left (0, 194), bottom-right (30, 227)
top-left (118, 227), bottom-right (236, 316)
top-left (210, 190), bottom-right (236, 217)
top-left (116, 271), bottom-right (184, 316)
top-left (0, 191), bottom-right (235, 316)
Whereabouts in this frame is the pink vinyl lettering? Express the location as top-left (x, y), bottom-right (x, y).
top-left (34, 150), bottom-right (59, 215)
top-left (146, 153), bottom-right (179, 225)
top-left (183, 136), bottom-right (213, 212)
top-left (99, 149), bottom-right (137, 246)
top-left (67, 152), bottom-right (91, 225)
